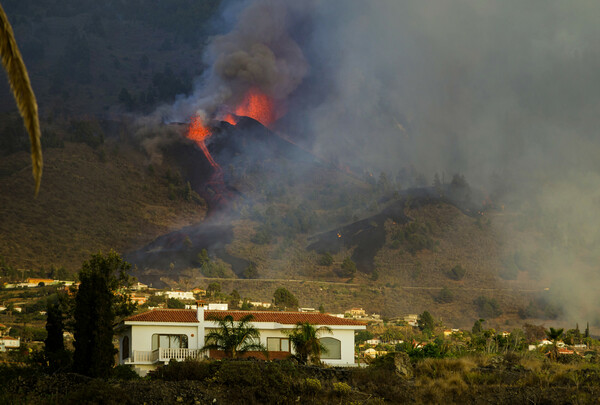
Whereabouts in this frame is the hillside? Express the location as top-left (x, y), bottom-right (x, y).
top-left (0, 139), bottom-right (206, 271)
top-left (0, 113), bottom-right (559, 329)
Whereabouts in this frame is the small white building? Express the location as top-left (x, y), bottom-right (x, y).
top-left (157, 291), bottom-right (195, 300)
top-left (117, 309), bottom-right (366, 376)
top-left (131, 282), bottom-right (149, 291)
top-left (0, 336), bottom-right (20, 351)
top-left (249, 301), bottom-right (272, 308)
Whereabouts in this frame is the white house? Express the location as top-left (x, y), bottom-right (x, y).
top-left (157, 291), bottom-right (195, 300)
top-left (117, 308), bottom-right (366, 376)
top-left (0, 336), bottom-right (20, 351)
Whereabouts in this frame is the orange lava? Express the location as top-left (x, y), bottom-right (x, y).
top-left (222, 113), bottom-right (239, 126)
top-left (233, 88), bottom-right (276, 127)
top-left (187, 116), bottom-right (219, 169)
top-left (187, 115), bottom-right (227, 205)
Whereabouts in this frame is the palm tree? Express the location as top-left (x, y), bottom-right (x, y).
top-left (545, 327), bottom-right (564, 361)
top-left (1, 4), bottom-right (42, 195)
top-left (202, 314), bottom-right (266, 359)
top-left (286, 322), bottom-right (332, 365)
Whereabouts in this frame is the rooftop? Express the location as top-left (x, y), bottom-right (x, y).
top-left (124, 309), bottom-right (366, 326)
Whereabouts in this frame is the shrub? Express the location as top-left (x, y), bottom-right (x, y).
top-left (474, 296), bottom-right (502, 318)
top-left (318, 252), bottom-right (333, 266)
top-left (149, 359), bottom-right (215, 381)
top-left (304, 377), bottom-right (321, 394)
top-left (448, 265), bottom-right (466, 280)
top-left (333, 381), bottom-right (352, 396)
top-left (112, 365), bottom-right (139, 380)
top-left (340, 258), bottom-right (357, 278)
top-left (436, 287), bottom-right (454, 303)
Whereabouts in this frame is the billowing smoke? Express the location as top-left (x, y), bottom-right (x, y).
top-left (164, 0), bottom-right (309, 122)
top-left (152, 0), bottom-right (600, 325)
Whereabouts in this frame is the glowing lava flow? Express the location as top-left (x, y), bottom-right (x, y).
top-left (187, 116), bottom-right (226, 204)
top-left (232, 88), bottom-right (276, 127)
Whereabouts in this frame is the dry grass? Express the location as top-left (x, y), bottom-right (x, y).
top-left (0, 142), bottom-right (205, 272)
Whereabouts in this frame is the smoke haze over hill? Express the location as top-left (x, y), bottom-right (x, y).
top-left (156, 0), bottom-right (600, 323)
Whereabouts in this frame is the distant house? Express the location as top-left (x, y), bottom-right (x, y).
top-left (192, 288), bottom-right (206, 295)
top-left (443, 328), bottom-right (461, 338)
top-left (130, 295), bottom-right (149, 305)
top-left (346, 308), bottom-right (366, 318)
top-left (22, 278), bottom-right (58, 287)
top-left (158, 291), bottom-right (195, 300)
top-left (185, 303), bottom-right (229, 311)
top-left (363, 348), bottom-right (387, 358)
top-left (131, 282), bottom-right (148, 291)
top-left (404, 314), bottom-right (419, 327)
top-left (249, 301), bottom-right (272, 308)
top-left (117, 308), bottom-right (366, 376)
top-left (0, 336), bottom-right (20, 351)
top-left (365, 338), bottom-right (382, 346)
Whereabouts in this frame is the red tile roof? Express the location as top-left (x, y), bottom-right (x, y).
top-left (205, 310), bottom-right (366, 326)
top-left (125, 309), bottom-right (199, 323)
top-left (125, 309), bottom-right (365, 326)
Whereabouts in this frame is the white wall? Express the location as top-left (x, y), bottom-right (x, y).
top-left (204, 323), bottom-right (358, 365)
top-left (130, 324), bottom-right (200, 352)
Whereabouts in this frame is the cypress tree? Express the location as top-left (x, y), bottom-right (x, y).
top-left (73, 251), bottom-right (131, 377)
top-left (44, 299), bottom-right (65, 371)
top-left (585, 322), bottom-right (590, 338)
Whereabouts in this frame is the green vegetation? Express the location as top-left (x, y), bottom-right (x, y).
top-left (167, 298), bottom-right (185, 309)
top-left (391, 220), bottom-right (435, 254)
top-left (273, 287), bottom-right (298, 309)
top-left (436, 287), bottom-right (454, 304)
top-left (340, 257), bottom-right (357, 278)
top-left (73, 251), bottom-right (134, 377)
top-left (417, 311), bottom-right (436, 335)
top-left (286, 322), bottom-right (332, 365)
top-left (318, 252), bottom-right (333, 266)
top-left (474, 296), bottom-right (503, 318)
top-left (447, 264), bottom-right (466, 281)
top-left (202, 314), bottom-right (266, 359)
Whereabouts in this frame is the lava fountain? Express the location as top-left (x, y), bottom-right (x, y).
top-left (186, 116), bottom-right (227, 205)
top-left (221, 88), bottom-right (277, 128)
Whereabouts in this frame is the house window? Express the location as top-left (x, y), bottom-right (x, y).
top-left (267, 337), bottom-right (290, 352)
top-left (151, 334), bottom-right (189, 350)
top-left (319, 337), bottom-right (341, 359)
top-left (122, 336), bottom-right (130, 360)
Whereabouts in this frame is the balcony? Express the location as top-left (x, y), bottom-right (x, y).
top-left (124, 348), bottom-right (204, 364)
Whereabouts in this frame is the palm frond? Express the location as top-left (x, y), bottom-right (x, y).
top-left (0, 4), bottom-right (42, 195)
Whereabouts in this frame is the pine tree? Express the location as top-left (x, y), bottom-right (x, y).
top-left (73, 251), bottom-right (132, 377)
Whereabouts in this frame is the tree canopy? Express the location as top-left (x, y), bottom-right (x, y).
top-left (418, 311), bottom-right (435, 335)
top-left (286, 322), bottom-right (332, 365)
top-left (73, 251), bottom-right (133, 377)
top-left (202, 314), bottom-right (266, 359)
top-left (273, 287), bottom-right (298, 309)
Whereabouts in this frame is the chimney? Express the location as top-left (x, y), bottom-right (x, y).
top-left (196, 300), bottom-right (204, 322)
top-left (196, 300), bottom-right (205, 353)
